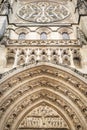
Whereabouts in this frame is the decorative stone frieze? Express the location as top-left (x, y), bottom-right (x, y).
top-left (7, 39), bottom-right (80, 46)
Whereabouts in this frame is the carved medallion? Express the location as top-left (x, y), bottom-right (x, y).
top-left (17, 2), bottom-right (70, 23)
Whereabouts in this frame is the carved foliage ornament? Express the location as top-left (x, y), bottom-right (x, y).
top-left (17, 2), bottom-right (70, 23)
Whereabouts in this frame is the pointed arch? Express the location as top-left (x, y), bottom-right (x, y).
top-left (0, 64), bottom-right (87, 130)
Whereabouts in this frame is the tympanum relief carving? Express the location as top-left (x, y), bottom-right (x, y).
top-left (19, 105), bottom-right (69, 129)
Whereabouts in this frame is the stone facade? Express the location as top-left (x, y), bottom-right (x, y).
top-left (0, 0), bottom-right (87, 130)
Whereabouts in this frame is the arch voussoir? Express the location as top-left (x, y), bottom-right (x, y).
top-left (0, 65), bottom-right (87, 130)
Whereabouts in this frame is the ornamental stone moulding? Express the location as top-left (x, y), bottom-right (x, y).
top-left (15, 27), bottom-right (30, 34)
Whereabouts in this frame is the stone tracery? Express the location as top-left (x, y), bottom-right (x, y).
top-left (17, 2), bottom-right (70, 23)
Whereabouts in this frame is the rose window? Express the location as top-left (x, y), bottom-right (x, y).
top-left (17, 2), bottom-right (70, 23)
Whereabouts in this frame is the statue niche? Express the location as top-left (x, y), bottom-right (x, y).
top-left (73, 50), bottom-right (81, 68)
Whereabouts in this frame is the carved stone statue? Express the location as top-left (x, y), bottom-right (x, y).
top-left (77, 27), bottom-right (87, 45)
top-left (0, 0), bottom-right (12, 15)
top-left (75, 0), bottom-right (87, 14)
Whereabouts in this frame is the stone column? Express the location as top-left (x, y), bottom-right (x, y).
top-left (0, 16), bottom-right (7, 39)
top-left (36, 48), bottom-right (40, 61)
top-left (13, 49), bottom-right (19, 67)
top-left (58, 49), bottom-right (62, 64)
top-left (80, 17), bottom-right (87, 38)
top-left (25, 49), bottom-right (29, 64)
top-left (69, 48), bottom-right (75, 67)
top-left (47, 48), bottom-right (51, 61)
top-left (0, 45), bottom-right (7, 68)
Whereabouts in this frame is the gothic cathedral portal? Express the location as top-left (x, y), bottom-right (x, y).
top-left (0, 0), bottom-right (87, 130)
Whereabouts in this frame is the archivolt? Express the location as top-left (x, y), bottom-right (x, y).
top-left (0, 64), bottom-right (87, 130)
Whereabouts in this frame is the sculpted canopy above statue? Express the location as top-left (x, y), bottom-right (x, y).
top-left (17, 1), bottom-right (70, 23)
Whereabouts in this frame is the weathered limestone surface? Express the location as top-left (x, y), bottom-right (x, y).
top-left (0, 0), bottom-right (87, 130)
